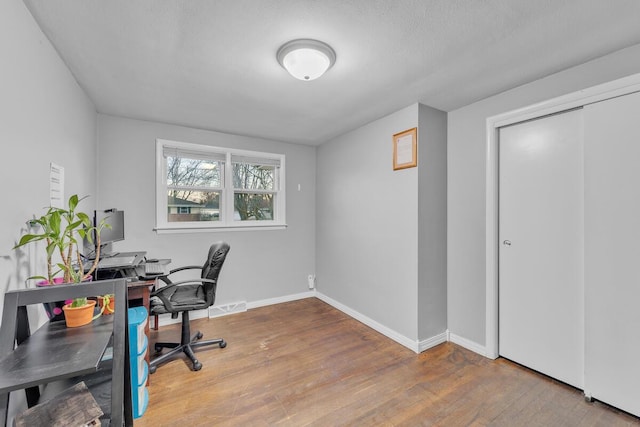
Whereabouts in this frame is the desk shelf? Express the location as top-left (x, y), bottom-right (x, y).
top-left (0, 279), bottom-right (133, 427)
top-left (0, 316), bottom-right (112, 392)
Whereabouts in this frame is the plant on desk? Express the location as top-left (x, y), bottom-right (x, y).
top-left (14, 194), bottom-right (110, 327)
top-left (98, 293), bottom-right (115, 315)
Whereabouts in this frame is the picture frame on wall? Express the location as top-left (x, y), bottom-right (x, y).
top-left (392, 127), bottom-right (417, 170)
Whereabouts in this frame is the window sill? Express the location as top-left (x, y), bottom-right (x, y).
top-left (154, 224), bottom-right (287, 234)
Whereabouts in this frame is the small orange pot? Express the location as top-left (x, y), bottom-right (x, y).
top-left (98, 295), bottom-right (115, 315)
top-left (62, 300), bottom-right (97, 327)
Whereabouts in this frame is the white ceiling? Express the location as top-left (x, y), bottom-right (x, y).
top-left (23, 0), bottom-right (640, 145)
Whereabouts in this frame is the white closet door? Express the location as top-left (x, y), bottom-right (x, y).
top-left (499, 109), bottom-right (584, 389)
top-left (584, 91), bottom-right (640, 416)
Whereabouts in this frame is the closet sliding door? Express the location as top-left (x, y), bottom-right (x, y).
top-left (584, 91), bottom-right (640, 417)
top-left (498, 109), bottom-right (585, 389)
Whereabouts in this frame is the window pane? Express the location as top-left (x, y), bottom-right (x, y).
top-left (167, 190), bottom-right (220, 222)
top-left (234, 193), bottom-right (274, 221)
top-left (232, 163), bottom-right (275, 190)
top-left (167, 157), bottom-right (221, 187)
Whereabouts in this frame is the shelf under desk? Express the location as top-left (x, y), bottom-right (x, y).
top-left (0, 279), bottom-right (132, 427)
top-left (0, 316), bottom-right (113, 394)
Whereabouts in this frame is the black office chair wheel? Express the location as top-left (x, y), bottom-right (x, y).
top-left (195, 331), bottom-right (203, 340)
top-left (193, 360), bottom-right (202, 371)
top-left (149, 365), bottom-right (157, 374)
top-left (154, 344), bottom-right (163, 354)
top-left (220, 340), bottom-right (227, 348)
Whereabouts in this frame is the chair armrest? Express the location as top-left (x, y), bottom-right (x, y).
top-left (167, 265), bottom-right (202, 275)
top-left (157, 265), bottom-right (202, 286)
top-left (151, 278), bottom-right (216, 298)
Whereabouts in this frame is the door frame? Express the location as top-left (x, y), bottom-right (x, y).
top-left (484, 73), bottom-right (640, 359)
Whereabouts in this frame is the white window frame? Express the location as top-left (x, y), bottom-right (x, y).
top-left (156, 139), bottom-right (286, 232)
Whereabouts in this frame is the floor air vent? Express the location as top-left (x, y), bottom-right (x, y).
top-left (208, 301), bottom-right (247, 318)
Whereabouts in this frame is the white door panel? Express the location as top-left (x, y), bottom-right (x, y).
top-left (584, 91), bottom-right (640, 416)
top-left (499, 109), bottom-right (584, 389)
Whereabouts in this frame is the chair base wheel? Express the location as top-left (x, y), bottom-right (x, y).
top-left (220, 340), bottom-right (227, 348)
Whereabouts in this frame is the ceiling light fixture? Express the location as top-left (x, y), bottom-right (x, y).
top-left (277, 39), bottom-right (336, 81)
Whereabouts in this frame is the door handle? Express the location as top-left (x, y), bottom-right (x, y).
top-left (503, 240), bottom-right (512, 246)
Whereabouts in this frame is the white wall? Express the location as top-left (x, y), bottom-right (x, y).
top-left (417, 104), bottom-right (447, 340)
top-left (317, 103), bottom-right (447, 347)
top-left (0, 0), bottom-right (97, 315)
top-left (317, 104), bottom-right (419, 340)
top-left (447, 43), bottom-right (640, 350)
top-left (0, 0), bottom-right (97, 420)
top-left (96, 115), bottom-right (316, 310)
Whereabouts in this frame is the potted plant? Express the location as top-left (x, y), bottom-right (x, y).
top-left (98, 293), bottom-right (115, 315)
top-left (14, 194), bottom-right (109, 327)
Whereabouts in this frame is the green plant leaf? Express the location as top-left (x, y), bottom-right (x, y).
top-left (14, 234), bottom-right (44, 248)
top-left (46, 242), bottom-right (57, 258)
top-left (49, 211), bottom-right (61, 235)
top-left (68, 194), bottom-right (79, 211)
top-left (71, 297), bottom-right (88, 308)
top-left (77, 212), bottom-right (91, 225)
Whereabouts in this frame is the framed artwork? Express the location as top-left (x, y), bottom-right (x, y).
top-left (392, 127), bottom-right (417, 170)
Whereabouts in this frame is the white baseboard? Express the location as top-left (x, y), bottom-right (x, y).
top-left (246, 290), bottom-right (316, 309)
top-left (448, 332), bottom-right (490, 358)
top-left (316, 292), bottom-right (425, 353)
top-left (155, 290), bottom-right (490, 361)
top-left (418, 331), bottom-right (448, 353)
top-left (156, 291), bottom-right (316, 327)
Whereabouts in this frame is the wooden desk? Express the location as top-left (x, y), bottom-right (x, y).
top-left (127, 279), bottom-right (153, 313)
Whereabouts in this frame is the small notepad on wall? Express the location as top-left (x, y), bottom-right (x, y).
top-left (49, 162), bottom-right (64, 208)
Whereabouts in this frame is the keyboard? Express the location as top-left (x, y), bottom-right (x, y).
top-left (99, 256), bottom-right (136, 268)
top-left (144, 262), bottom-right (166, 275)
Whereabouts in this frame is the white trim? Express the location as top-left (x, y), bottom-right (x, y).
top-left (316, 292), bottom-right (421, 353)
top-left (156, 290), bottom-right (450, 355)
top-left (156, 291), bottom-right (316, 327)
top-left (449, 332), bottom-right (489, 358)
top-left (155, 138), bottom-right (286, 231)
top-left (245, 291), bottom-right (315, 309)
top-left (154, 224), bottom-right (287, 234)
top-left (418, 332), bottom-right (448, 353)
top-left (485, 72), bottom-right (640, 360)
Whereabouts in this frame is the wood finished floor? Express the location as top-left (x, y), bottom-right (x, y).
top-left (135, 298), bottom-right (640, 426)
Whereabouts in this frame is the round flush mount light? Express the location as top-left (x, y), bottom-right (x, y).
top-left (277, 39), bottom-right (336, 81)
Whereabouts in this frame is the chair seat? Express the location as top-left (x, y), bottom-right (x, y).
top-left (150, 284), bottom-right (208, 315)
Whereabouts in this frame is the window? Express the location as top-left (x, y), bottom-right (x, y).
top-left (156, 139), bottom-right (285, 231)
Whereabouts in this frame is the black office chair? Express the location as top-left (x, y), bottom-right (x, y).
top-left (148, 242), bottom-right (230, 373)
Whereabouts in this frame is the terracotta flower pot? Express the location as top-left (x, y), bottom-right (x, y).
top-left (98, 295), bottom-right (115, 315)
top-left (62, 300), bottom-right (97, 327)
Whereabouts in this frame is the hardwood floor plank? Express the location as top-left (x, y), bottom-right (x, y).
top-left (134, 298), bottom-right (640, 426)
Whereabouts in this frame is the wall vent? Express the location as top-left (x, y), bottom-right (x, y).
top-left (208, 301), bottom-right (247, 318)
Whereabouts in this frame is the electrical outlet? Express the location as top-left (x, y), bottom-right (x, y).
top-left (307, 274), bottom-right (315, 289)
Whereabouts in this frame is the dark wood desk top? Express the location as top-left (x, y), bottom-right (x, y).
top-left (128, 279), bottom-right (155, 289)
top-left (0, 316), bottom-right (113, 394)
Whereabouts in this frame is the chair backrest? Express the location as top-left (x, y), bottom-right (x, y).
top-left (201, 242), bottom-right (230, 304)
